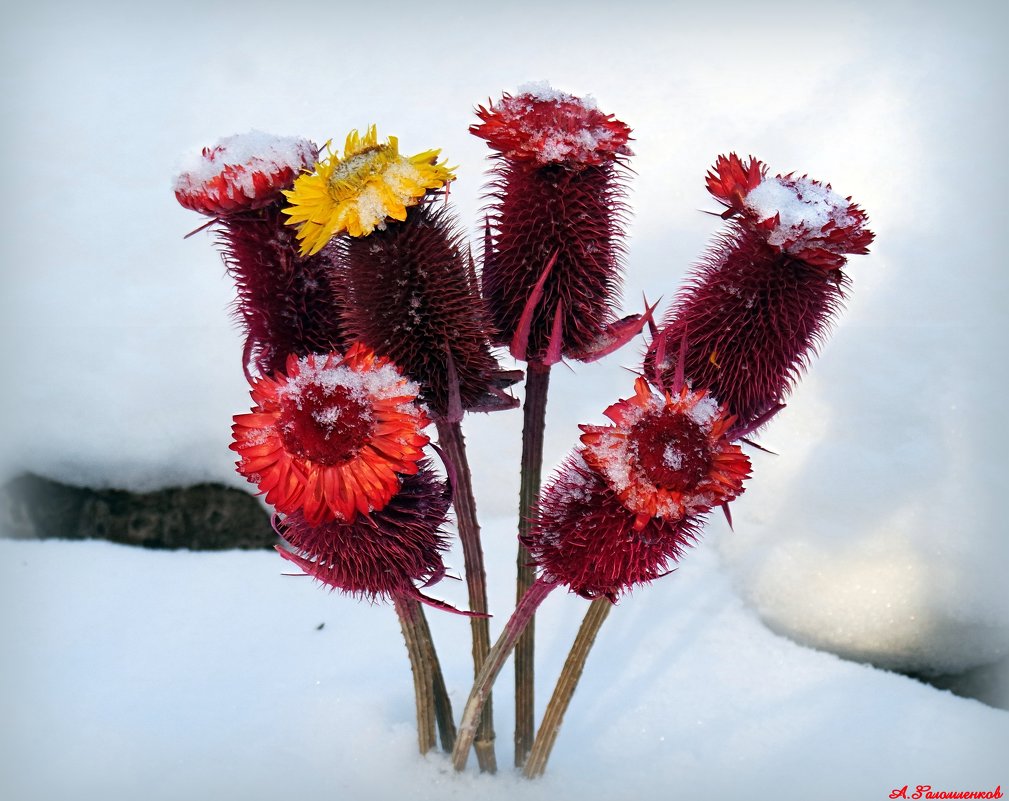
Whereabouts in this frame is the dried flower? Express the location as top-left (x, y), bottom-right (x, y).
top-left (338, 199), bottom-right (519, 419)
top-left (231, 344), bottom-right (429, 526)
top-left (526, 377), bottom-right (750, 600)
top-left (275, 462), bottom-right (455, 608)
top-left (175, 132), bottom-right (348, 378)
top-left (282, 126), bottom-right (455, 256)
top-left (175, 131), bottom-right (317, 216)
top-left (473, 83), bottom-right (643, 365)
top-left (649, 154), bottom-right (874, 427)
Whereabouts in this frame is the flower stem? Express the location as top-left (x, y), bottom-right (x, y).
top-left (452, 577), bottom-right (556, 772)
top-left (515, 361), bottom-right (551, 767)
top-left (435, 419), bottom-right (496, 773)
top-left (413, 599), bottom-right (457, 752)
top-left (393, 593), bottom-right (437, 754)
top-left (524, 597), bottom-right (612, 777)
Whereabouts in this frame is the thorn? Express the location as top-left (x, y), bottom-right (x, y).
top-left (672, 329), bottom-right (688, 393)
top-left (183, 217), bottom-right (218, 239)
top-left (732, 403), bottom-right (786, 439)
top-left (543, 300), bottom-right (565, 366)
top-left (740, 437), bottom-right (777, 456)
top-left (444, 347), bottom-right (464, 424)
top-left (721, 502), bottom-right (734, 531)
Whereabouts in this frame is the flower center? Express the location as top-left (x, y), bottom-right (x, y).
top-left (328, 146), bottom-right (391, 196)
top-left (279, 383), bottom-right (373, 466)
top-left (629, 409), bottom-right (711, 492)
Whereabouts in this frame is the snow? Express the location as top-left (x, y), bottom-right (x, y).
top-left (1, 536), bottom-right (1005, 801)
top-left (1, 0), bottom-right (1007, 796)
top-left (174, 131), bottom-right (316, 196)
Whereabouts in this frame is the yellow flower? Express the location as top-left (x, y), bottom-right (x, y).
top-left (281, 125), bottom-right (455, 256)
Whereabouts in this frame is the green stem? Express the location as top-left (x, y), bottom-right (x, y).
top-left (515, 361), bottom-right (551, 767)
top-left (435, 419), bottom-right (496, 773)
top-left (524, 597), bottom-right (612, 777)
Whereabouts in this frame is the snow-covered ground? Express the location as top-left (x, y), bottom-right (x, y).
top-left (1, 0), bottom-right (1007, 798)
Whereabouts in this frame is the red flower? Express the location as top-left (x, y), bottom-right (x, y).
top-left (526, 377), bottom-right (750, 600)
top-left (231, 344), bottom-right (429, 525)
top-left (580, 377), bottom-right (750, 531)
top-left (526, 455), bottom-right (705, 602)
top-left (648, 154), bottom-right (874, 427)
top-left (275, 462), bottom-right (456, 608)
top-left (472, 82), bottom-right (632, 167)
top-left (474, 84), bottom-right (644, 365)
top-left (175, 132), bottom-right (317, 216)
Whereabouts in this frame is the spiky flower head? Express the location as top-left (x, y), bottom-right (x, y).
top-left (282, 126), bottom-right (455, 256)
top-left (471, 81), bottom-right (632, 168)
top-left (338, 200), bottom-right (519, 419)
top-left (526, 377), bottom-right (749, 601)
top-left (174, 131), bottom-right (317, 216)
top-left (474, 83), bottom-right (642, 366)
top-left (526, 454), bottom-right (705, 602)
top-left (648, 154), bottom-right (875, 427)
top-left (231, 344), bottom-right (429, 526)
top-left (275, 462), bottom-right (457, 610)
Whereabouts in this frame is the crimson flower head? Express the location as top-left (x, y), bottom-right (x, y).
top-left (472, 81), bottom-right (632, 167)
top-left (526, 377), bottom-right (750, 601)
top-left (276, 461), bottom-right (456, 610)
top-left (473, 83), bottom-right (647, 366)
top-left (231, 344), bottom-right (429, 526)
top-left (175, 131), bottom-right (347, 379)
top-left (175, 131), bottom-right (317, 216)
top-left (648, 154), bottom-right (875, 428)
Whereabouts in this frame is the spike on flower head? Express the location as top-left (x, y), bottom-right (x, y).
top-left (525, 454), bottom-right (706, 601)
top-left (231, 344), bottom-right (429, 525)
top-left (471, 81), bottom-right (632, 167)
top-left (275, 462), bottom-right (454, 607)
top-left (647, 156), bottom-right (874, 427)
top-left (475, 83), bottom-right (634, 364)
top-left (174, 131), bottom-right (317, 216)
top-left (579, 377), bottom-right (750, 531)
top-left (282, 126), bottom-right (455, 256)
top-left (338, 200), bottom-right (519, 418)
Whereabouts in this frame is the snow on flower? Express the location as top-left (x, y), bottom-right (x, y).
top-left (231, 343), bottom-right (429, 525)
top-left (471, 81), bottom-right (632, 167)
top-left (281, 126), bottom-right (455, 256)
top-left (174, 131), bottom-right (317, 216)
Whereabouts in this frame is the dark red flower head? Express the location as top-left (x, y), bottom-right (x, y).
top-left (526, 377), bottom-right (750, 600)
top-left (337, 199), bottom-right (520, 419)
top-left (471, 82), bottom-right (632, 167)
top-left (647, 155), bottom-right (875, 427)
top-left (175, 131), bottom-right (317, 216)
top-left (475, 84), bottom-right (645, 366)
top-left (275, 461), bottom-right (456, 610)
top-left (706, 153), bottom-right (874, 270)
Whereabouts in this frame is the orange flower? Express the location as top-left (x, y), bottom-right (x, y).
top-left (579, 377), bottom-right (750, 531)
top-left (231, 344), bottom-right (429, 525)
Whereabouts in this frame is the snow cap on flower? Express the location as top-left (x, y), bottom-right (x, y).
top-left (579, 376), bottom-right (750, 531)
top-left (175, 131), bottom-right (317, 216)
top-left (472, 81), bottom-right (632, 167)
top-left (707, 153), bottom-right (874, 269)
top-left (276, 462), bottom-right (456, 609)
top-left (526, 454), bottom-right (705, 602)
top-left (231, 344), bottom-right (429, 526)
top-left (282, 126), bottom-right (455, 256)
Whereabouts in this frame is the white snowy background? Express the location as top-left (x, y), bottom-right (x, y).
top-left (1, 1), bottom-right (1006, 799)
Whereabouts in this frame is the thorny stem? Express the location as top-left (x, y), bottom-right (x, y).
top-left (452, 577), bottom-right (557, 772)
top-left (393, 594), bottom-right (436, 754)
top-left (515, 361), bottom-right (551, 767)
top-left (435, 419), bottom-right (497, 773)
top-left (524, 597), bottom-right (613, 778)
